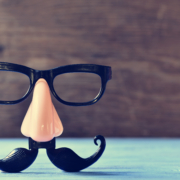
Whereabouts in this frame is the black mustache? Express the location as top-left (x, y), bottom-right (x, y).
top-left (46, 135), bottom-right (106, 172)
top-left (0, 135), bottom-right (105, 173)
top-left (0, 148), bottom-right (38, 173)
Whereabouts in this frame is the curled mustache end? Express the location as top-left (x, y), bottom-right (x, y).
top-left (94, 135), bottom-right (106, 147)
top-left (47, 135), bottom-right (106, 172)
top-left (0, 148), bottom-right (38, 173)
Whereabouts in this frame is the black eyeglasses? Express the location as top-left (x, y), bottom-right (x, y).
top-left (0, 62), bottom-right (112, 106)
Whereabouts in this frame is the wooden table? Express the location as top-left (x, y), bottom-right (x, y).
top-left (0, 138), bottom-right (180, 179)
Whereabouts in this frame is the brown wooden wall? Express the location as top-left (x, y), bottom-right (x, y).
top-left (0, 0), bottom-right (180, 137)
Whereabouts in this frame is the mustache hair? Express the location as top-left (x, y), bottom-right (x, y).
top-left (46, 135), bottom-right (106, 172)
top-left (0, 148), bottom-right (38, 173)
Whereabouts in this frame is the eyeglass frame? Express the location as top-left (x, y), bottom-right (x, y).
top-left (0, 62), bottom-right (112, 106)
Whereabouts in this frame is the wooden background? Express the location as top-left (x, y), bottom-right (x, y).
top-left (0, 0), bottom-right (180, 137)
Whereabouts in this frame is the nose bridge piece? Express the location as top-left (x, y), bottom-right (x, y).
top-left (34, 70), bottom-right (52, 84)
top-left (21, 78), bottom-right (63, 142)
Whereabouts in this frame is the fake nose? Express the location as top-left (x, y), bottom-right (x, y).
top-left (21, 78), bottom-right (63, 142)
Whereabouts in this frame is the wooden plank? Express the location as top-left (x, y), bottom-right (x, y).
top-left (0, 1), bottom-right (180, 137)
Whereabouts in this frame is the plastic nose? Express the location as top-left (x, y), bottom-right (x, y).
top-left (21, 78), bottom-right (63, 142)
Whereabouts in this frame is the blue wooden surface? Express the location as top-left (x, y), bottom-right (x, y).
top-left (0, 138), bottom-right (180, 179)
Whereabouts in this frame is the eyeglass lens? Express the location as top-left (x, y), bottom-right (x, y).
top-left (53, 72), bottom-right (101, 103)
top-left (0, 71), bottom-right (30, 101)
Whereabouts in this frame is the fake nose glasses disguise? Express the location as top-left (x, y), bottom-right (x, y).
top-left (0, 62), bottom-right (112, 173)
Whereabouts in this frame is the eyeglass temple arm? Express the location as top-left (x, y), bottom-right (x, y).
top-left (107, 67), bottom-right (112, 81)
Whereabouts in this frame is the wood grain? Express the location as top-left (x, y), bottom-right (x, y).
top-left (0, 0), bottom-right (179, 137)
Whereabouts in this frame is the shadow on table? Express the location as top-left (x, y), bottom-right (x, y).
top-left (72, 171), bottom-right (121, 176)
top-left (23, 171), bottom-right (121, 176)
